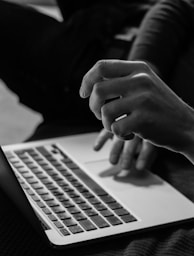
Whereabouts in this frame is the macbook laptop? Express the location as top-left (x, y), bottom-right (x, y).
top-left (0, 132), bottom-right (194, 249)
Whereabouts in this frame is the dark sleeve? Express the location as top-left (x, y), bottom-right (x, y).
top-left (129, 0), bottom-right (194, 81)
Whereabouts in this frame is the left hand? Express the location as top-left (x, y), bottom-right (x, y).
top-left (94, 128), bottom-right (157, 172)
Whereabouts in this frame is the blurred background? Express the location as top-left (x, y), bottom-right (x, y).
top-left (0, 0), bottom-right (62, 145)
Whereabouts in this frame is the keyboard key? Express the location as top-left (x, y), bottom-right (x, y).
top-left (21, 173), bottom-right (33, 179)
top-left (56, 180), bottom-right (69, 187)
top-left (61, 201), bottom-right (74, 208)
top-left (120, 214), bottom-right (137, 223)
top-left (37, 201), bottom-right (45, 208)
top-left (63, 218), bottom-right (77, 227)
top-left (26, 189), bottom-right (35, 196)
top-left (67, 206), bottom-right (81, 214)
top-left (31, 195), bottom-right (40, 202)
top-left (46, 184), bottom-right (58, 190)
top-left (99, 195), bottom-right (116, 204)
top-left (36, 173), bottom-right (48, 179)
top-left (93, 203), bottom-right (107, 211)
top-left (72, 212), bottom-right (87, 221)
top-left (72, 197), bottom-right (86, 204)
top-left (41, 179), bottom-right (52, 185)
top-left (47, 200), bottom-right (59, 207)
top-left (36, 146), bottom-right (51, 157)
top-left (52, 190), bottom-right (63, 197)
top-left (100, 209), bottom-right (114, 217)
top-left (82, 192), bottom-right (94, 199)
top-left (66, 191), bottom-right (79, 198)
top-left (84, 209), bottom-right (98, 217)
top-left (31, 183), bottom-right (43, 190)
top-left (52, 206), bottom-right (65, 214)
top-left (56, 195), bottom-right (69, 202)
top-left (114, 208), bottom-right (130, 216)
top-left (65, 162), bottom-right (78, 170)
top-left (31, 168), bottom-right (42, 175)
top-left (106, 216), bottom-right (123, 226)
top-left (53, 221), bottom-right (64, 229)
top-left (57, 212), bottom-right (71, 220)
top-left (48, 214), bottom-right (57, 221)
top-left (36, 189), bottom-right (48, 196)
top-left (108, 202), bottom-right (123, 210)
top-left (90, 215), bottom-right (110, 228)
top-left (42, 207), bottom-right (52, 215)
top-left (60, 228), bottom-right (70, 236)
top-left (79, 203), bottom-right (91, 210)
top-left (68, 225), bottom-right (84, 234)
top-left (87, 197), bottom-right (101, 205)
top-left (79, 219), bottom-right (97, 231)
top-left (25, 178), bottom-right (38, 184)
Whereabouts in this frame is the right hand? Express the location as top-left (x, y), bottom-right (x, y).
top-left (80, 60), bottom-right (194, 163)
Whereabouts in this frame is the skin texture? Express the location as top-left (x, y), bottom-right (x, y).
top-left (93, 128), bottom-right (156, 171)
top-left (80, 59), bottom-right (194, 165)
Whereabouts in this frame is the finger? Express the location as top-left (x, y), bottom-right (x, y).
top-left (93, 129), bottom-right (113, 151)
top-left (135, 141), bottom-right (156, 171)
top-left (80, 60), bottom-right (149, 98)
top-left (109, 136), bottom-right (124, 165)
top-left (89, 71), bottom-right (152, 121)
top-left (88, 78), bottom-right (125, 120)
top-left (111, 111), bottom-right (140, 139)
top-left (101, 95), bottom-right (139, 132)
top-left (120, 136), bottom-right (141, 170)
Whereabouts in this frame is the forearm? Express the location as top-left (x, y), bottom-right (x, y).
top-left (129, 0), bottom-right (194, 81)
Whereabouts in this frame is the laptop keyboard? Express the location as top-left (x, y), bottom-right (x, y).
top-left (5, 144), bottom-right (137, 236)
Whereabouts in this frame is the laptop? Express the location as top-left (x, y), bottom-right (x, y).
top-left (0, 132), bottom-right (194, 249)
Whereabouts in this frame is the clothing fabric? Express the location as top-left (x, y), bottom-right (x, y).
top-left (0, 0), bottom-right (194, 255)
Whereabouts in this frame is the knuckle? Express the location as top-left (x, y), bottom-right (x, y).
top-left (93, 82), bottom-right (104, 97)
top-left (95, 60), bottom-right (107, 75)
top-left (101, 104), bottom-right (110, 118)
top-left (139, 61), bottom-right (150, 73)
top-left (138, 73), bottom-right (154, 91)
top-left (140, 91), bottom-right (153, 104)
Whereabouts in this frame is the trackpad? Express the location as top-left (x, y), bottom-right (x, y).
top-left (84, 160), bottom-right (164, 188)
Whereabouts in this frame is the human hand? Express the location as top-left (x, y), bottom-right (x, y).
top-left (94, 128), bottom-right (157, 171)
top-left (80, 60), bottom-right (194, 163)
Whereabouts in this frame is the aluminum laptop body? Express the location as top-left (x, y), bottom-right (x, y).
top-left (1, 132), bottom-right (194, 249)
